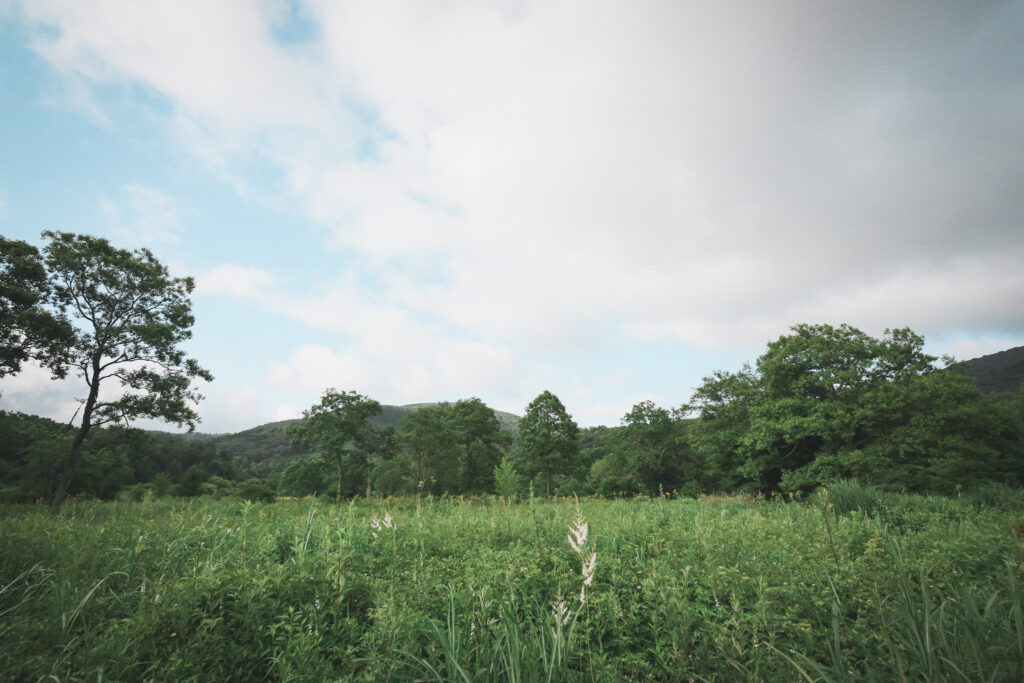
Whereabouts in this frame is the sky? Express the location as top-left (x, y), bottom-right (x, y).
top-left (1, 1), bottom-right (1023, 434)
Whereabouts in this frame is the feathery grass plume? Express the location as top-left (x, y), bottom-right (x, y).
top-left (552, 597), bottom-right (571, 627)
top-left (568, 509), bottom-right (588, 553)
top-left (568, 503), bottom-right (597, 603)
top-left (370, 511), bottom-right (395, 539)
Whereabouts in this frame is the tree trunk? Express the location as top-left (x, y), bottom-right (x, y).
top-left (342, 456), bottom-right (350, 505)
top-left (49, 422), bottom-right (90, 510)
top-left (464, 446), bottom-right (474, 493)
top-left (545, 465), bottom-right (551, 498)
top-left (50, 360), bottom-right (100, 510)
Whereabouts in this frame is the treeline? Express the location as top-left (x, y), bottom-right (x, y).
top-left (2, 324), bottom-right (1022, 502)
top-left (0, 411), bottom-right (260, 502)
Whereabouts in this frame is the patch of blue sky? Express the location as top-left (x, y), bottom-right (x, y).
top-left (187, 298), bottom-right (321, 381)
top-left (1, 42), bottom-right (165, 224)
top-left (408, 191), bottom-right (464, 220)
top-left (924, 328), bottom-right (1024, 364)
top-left (508, 333), bottom-right (731, 422)
top-left (269, 0), bottom-right (320, 47)
top-left (344, 97), bottom-right (398, 163)
top-left (0, 31), bottom-right (333, 275)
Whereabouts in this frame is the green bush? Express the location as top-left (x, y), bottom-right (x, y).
top-left (596, 475), bottom-right (643, 498)
top-left (821, 478), bottom-right (881, 517)
top-left (964, 480), bottom-right (1024, 509)
top-left (230, 478), bottom-right (275, 502)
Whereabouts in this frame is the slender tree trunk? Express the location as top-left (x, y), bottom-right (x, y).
top-left (50, 359), bottom-right (100, 510)
top-left (463, 446), bottom-right (474, 493)
top-left (336, 457), bottom-right (344, 501)
top-left (545, 465), bottom-right (551, 498)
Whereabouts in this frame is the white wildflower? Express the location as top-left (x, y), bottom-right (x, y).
top-left (371, 511), bottom-right (396, 538)
top-left (568, 507), bottom-right (597, 604)
top-left (582, 552), bottom-right (597, 587)
top-left (568, 510), bottom-right (588, 554)
top-left (552, 599), bottom-right (571, 627)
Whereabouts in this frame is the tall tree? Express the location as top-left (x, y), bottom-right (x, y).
top-left (518, 390), bottom-right (579, 497)
top-left (450, 397), bottom-right (509, 493)
top-left (685, 323), bottom-right (998, 493)
top-left (0, 236), bottom-right (73, 383)
top-left (42, 232), bottom-right (211, 509)
top-left (397, 404), bottom-right (457, 493)
top-left (619, 400), bottom-right (694, 493)
top-left (290, 388), bottom-right (382, 500)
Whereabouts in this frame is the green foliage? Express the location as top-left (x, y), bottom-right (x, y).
top-left (493, 457), bottom-right (520, 499)
top-left (0, 493), bottom-right (1021, 680)
top-left (290, 388), bottom-right (382, 500)
top-left (959, 344), bottom-right (1024, 394)
top-left (0, 411), bottom-right (247, 502)
top-left (596, 475), bottom-right (643, 498)
top-left (588, 400), bottom-right (703, 496)
top-left (0, 236), bottom-right (73, 382)
top-left (230, 478), bottom-right (275, 502)
top-left (208, 421), bottom-right (310, 463)
top-left (392, 399), bottom-right (510, 495)
top-left (42, 232), bottom-right (212, 431)
top-left (396, 403), bottom-right (458, 494)
top-left (176, 464), bottom-right (208, 498)
top-left (36, 231), bottom-right (212, 508)
top-left (151, 473), bottom-right (172, 498)
top-left (687, 323), bottom-right (1021, 494)
top-left (278, 456), bottom-right (329, 497)
top-left (820, 478), bottom-right (882, 517)
top-left (518, 391), bottom-right (580, 497)
top-left (450, 398), bottom-right (510, 493)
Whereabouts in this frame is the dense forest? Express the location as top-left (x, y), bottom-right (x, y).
top-left (2, 325), bottom-right (1022, 503)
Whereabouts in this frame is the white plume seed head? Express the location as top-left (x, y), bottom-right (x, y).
top-left (582, 552), bottom-right (597, 586)
top-left (568, 511), bottom-right (588, 554)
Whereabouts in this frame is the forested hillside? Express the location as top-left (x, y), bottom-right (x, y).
top-left (960, 345), bottom-right (1024, 393)
top-left (206, 404), bottom-right (521, 464)
top-left (0, 403), bottom-right (521, 502)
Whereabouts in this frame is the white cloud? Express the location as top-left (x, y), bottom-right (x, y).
top-left (192, 384), bottom-right (266, 434)
top-left (273, 403), bottom-right (302, 422)
top-left (198, 263), bottom-right (277, 298)
top-left (932, 336), bottom-right (1024, 365)
top-left (268, 329), bottom-right (526, 415)
top-left (10, 1), bottom-right (1024, 429)
top-left (0, 361), bottom-right (81, 422)
top-left (100, 184), bottom-right (186, 246)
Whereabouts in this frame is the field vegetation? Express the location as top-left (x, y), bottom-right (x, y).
top-left (4, 234), bottom-right (1024, 679)
top-left (2, 484), bottom-right (1023, 681)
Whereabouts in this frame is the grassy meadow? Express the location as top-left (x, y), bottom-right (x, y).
top-left (2, 487), bottom-right (1023, 681)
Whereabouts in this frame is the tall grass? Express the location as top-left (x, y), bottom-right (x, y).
top-left (0, 492), bottom-right (1021, 680)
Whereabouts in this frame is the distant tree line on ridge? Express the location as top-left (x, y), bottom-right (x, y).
top-left (2, 231), bottom-right (1022, 503)
top-left (3, 324), bottom-right (1022, 504)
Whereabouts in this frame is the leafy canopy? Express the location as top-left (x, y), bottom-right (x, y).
top-left (37, 231), bottom-right (211, 508)
top-left (0, 236), bottom-right (73, 382)
top-left (518, 390), bottom-right (579, 497)
top-left (687, 323), bottom-right (964, 492)
top-left (290, 388), bottom-right (382, 498)
top-left (44, 231), bottom-right (212, 429)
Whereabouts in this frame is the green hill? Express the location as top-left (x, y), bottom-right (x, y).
top-left (959, 345), bottom-right (1024, 394)
top-left (207, 403), bottom-right (521, 463)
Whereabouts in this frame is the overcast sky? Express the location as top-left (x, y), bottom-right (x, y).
top-left (1, 1), bottom-right (1022, 434)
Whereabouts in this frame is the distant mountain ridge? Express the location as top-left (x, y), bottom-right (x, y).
top-left (959, 345), bottom-right (1024, 394)
top-left (206, 403), bottom-right (521, 463)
